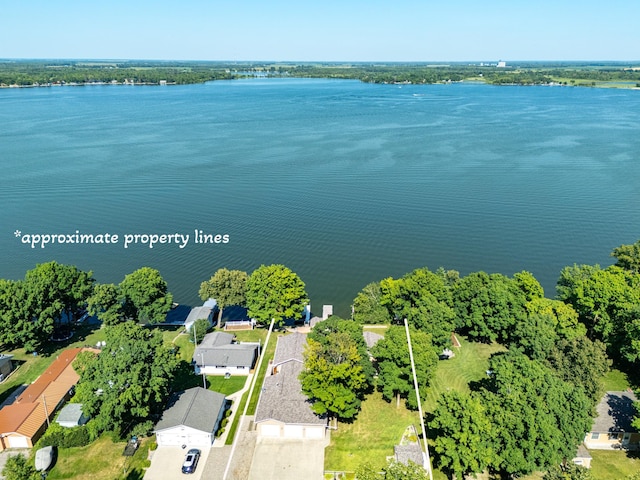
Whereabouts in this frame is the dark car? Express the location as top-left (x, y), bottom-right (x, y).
top-left (181, 448), bottom-right (201, 474)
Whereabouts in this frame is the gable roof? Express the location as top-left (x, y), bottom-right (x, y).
top-left (194, 332), bottom-right (258, 368)
top-left (155, 387), bottom-right (226, 434)
top-left (254, 333), bottom-right (326, 426)
top-left (363, 331), bottom-right (383, 349)
top-left (0, 348), bottom-right (87, 440)
top-left (591, 391), bottom-right (639, 433)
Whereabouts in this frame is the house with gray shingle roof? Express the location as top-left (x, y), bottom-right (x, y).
top-left (194, 332), bottom-right (259, 376)
top-left (583, 391), bottom-right (640, 450)
top-left (154, 387), bottom-right (226, 447)
top-left (254, 333), bottom-right (327, 439)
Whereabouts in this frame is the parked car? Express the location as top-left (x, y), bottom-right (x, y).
top-left (181, 448), bottom-right (201, 474)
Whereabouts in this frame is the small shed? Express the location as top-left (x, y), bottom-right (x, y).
top-left (56, 403), bottom-right (89, 428)
top-left (0, 354), bottom-right (14, 381)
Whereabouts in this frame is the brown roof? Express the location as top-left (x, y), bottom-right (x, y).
top-left (0, 348), bottom-right (86, 440)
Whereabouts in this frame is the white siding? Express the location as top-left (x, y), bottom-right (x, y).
top-left (156, 426), bottom-right (213, 447)
top-left (259, 424), bottom-right (281, 437)
top-left (304, 426), bottom-right (325, 439)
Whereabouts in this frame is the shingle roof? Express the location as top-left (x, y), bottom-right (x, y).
top-left (194, 332), bottom-right (258, 368)
top-left (591, 391), bottom-right (639, 433)
top-left (155, 387), bottom-right (226, 434)
top-left (363, 331), bottom-right (383, 349)
top-left (254, 333), bottom-right (326, 426)
top-left (56, 403), bottom-right (86, 425)
top-left (394, 444), bottom-right (424, 466)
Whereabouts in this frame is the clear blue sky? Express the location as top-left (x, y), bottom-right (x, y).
top-left (2, 0), bottom-right (638, 61)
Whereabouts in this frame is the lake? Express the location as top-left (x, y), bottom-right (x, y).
top-left (1, 79), bottom-right (639, 317)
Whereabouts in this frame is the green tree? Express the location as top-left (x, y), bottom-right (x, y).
top-left (1, 453), bottom-right (39, 480)
top-left (611, 238), bottom-right (640, 274)
top-left (379, 267), bottom-right (455, 348)
top-left (372, 325), bottom-right (438, 409)
top-left (245, 264), bottom-right (308, 327)
top-left (119, 267), bottom-right (173, 324)
top-left (192, 318), bottom-right (210, 344)
top-left (481, 351), bottom-right (592, 477)
top-left (543, 463), bottom-right (592, 480)
top-left (198, 268), bottom-right (248, 324)
top-left (75, 322), bottom-right (178, 437)
top-left (87, 283), bottom-right (123, 326)
top-left (546, 336), bottom-right (610, 405)
top-left (352, 281), bottom-right (390, 324)
top-left (309, 316), bottom-right (375, 389)
top-left (0, 279), bottom-right (37, 350)
top-left (525, 298), bottom-right (586, 340)
top-left (430, 390), bottom-right (494, 479)
top-left (453, 271), bottom-right (528, 344)
top-left (300, 333), bottom-right (366, 420)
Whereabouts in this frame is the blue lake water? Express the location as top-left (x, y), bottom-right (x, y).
top-left (1, 79), bottom-right (639, 316)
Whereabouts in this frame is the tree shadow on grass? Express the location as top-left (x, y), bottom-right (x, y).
top-left (170, 360), bottom-right (203, 392)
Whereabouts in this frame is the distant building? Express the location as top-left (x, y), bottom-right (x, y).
top-left (497, 61), bottom-right (507, 68)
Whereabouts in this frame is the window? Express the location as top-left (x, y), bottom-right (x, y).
top-left (623, 433), bottom-right (631, 442)
top-left (591, 432), bottom-right (600, 440)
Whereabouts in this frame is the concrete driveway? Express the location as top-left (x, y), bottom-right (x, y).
top-left (144, 446), bottom-right (210, 480)
top-left (248, 438), bottom-right (327, 480)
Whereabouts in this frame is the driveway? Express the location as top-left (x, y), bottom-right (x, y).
top-left (0, 449), bottom-right (31, 480)
top-left (144, 446), bottom-right (210, 480)
top-left (248, 438), bottom-right (327, 480)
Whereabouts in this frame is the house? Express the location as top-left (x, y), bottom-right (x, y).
top-left (184, 299), bottom-right (216, 332)
top-left (572, 444), bottom-right (592, 469)
top-left (0, 348), bottom-right (88, 450)
top-left (0, 354), bottom-right (14, 381)
top-left (584, 391), bottom-right (640, 450)
top-left (193, 332), bottom-right (259, 376)
top-left (154, 387), bottom-right (226, 447)
top-left (56, 403), bottom-right (89, 428)
top-left (254, 332), bottom-right (327, 439)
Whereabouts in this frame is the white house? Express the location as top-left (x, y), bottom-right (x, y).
top-left (194, 332), bottom-right (259, 376)
top-left (254, 333), bottom-right (327, 440)
top-left (184, 298), bottom-right (217, 331)
top-left (154, 387), bottom-right (226, 447)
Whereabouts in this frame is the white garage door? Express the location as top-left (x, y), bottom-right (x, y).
top-left (259, 424), bottom-right (281, 437)
top-left (304, 426), bottom-right (325, 439)
top-left (157, 431), bottom-right (212, 447)
top-left (8, 436), bottom-right (29, 448)
top-left (283, 425), bottom-right (304, 439)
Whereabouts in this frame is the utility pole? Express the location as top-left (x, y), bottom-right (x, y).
top-left (404, 318), bottom-right (433, 480)
top-left (42, 395), bottom-right (50, 427)
top-left (193, 323), bottom-right (206, 389)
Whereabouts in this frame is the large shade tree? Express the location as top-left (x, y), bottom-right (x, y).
top-left (119, 267), bottom-right (173, 324)
top-left (300, 332), bottom-right (366, 420)
top-left (245, 264), bottom-right (308, 327)
top-left (75, 322), bottom-right (178, 437)
top-left (198, 268), bottom-right (248, 324)
top-left (371, 325), bottom-right (438, 409)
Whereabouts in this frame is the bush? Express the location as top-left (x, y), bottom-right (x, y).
top-left (130, 420), bottom-right (155, 438)
top-left (35, 424), bottom-right (91, 449)
top-left (149, 441), bottom-right (158, 451)
top-left (215, 427), bottom-right (225, 438)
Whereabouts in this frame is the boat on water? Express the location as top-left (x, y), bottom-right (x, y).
top-left (35, 445), bottom-right (54, 472)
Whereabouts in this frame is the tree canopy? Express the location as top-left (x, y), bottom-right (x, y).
top-left (245, 264), bottom-right (308, 327)
top-left (372, 325), bottom-right (438, 410)
top-left (74, 322), bottom-right (178, 437)
top-left (119, 267), bottom-right (173, 324)
top-left (300, 332), bottom-right (367, 420)
top-left (199, 268), bottom-right (248, 308)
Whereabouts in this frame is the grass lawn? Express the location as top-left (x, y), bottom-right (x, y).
top-left (208, 375), bottom-right (247, 395)
top-left (325, 391), bottom-right (420, 472)
top-left (590, 450), bottom-right (640, 479)
top-left (46, 435), bottom-right (151, 480)
top-left (603, 368), bottom-right (632, 391)
top-left (424, 336), bottom-right (505, 413)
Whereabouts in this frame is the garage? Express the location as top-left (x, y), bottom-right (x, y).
top-left (283, 425), bottom-right (304, 439)
top-left (154, 387), bottom-right (226, 448)
top-left (8, 436), bottom-right (29, 448)
top-left (258, 424), bottom-right (281, 438)
top-left (304, 426), bottom-right (325, 439)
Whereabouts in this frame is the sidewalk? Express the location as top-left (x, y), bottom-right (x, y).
top-left (213, 373), bottom-right (253, 447)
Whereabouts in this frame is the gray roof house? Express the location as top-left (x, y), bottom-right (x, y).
top-left (254, 333), bottom-right (327, 439)
top-left (194, 332), bottom-right (259, 376)
top-left (154, 387), bottom-right (226, 447)
top-left (584, 391), bottom-right (640, 450)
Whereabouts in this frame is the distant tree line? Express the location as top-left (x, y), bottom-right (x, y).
top-left (2, 60), bottom-right (640, 87)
